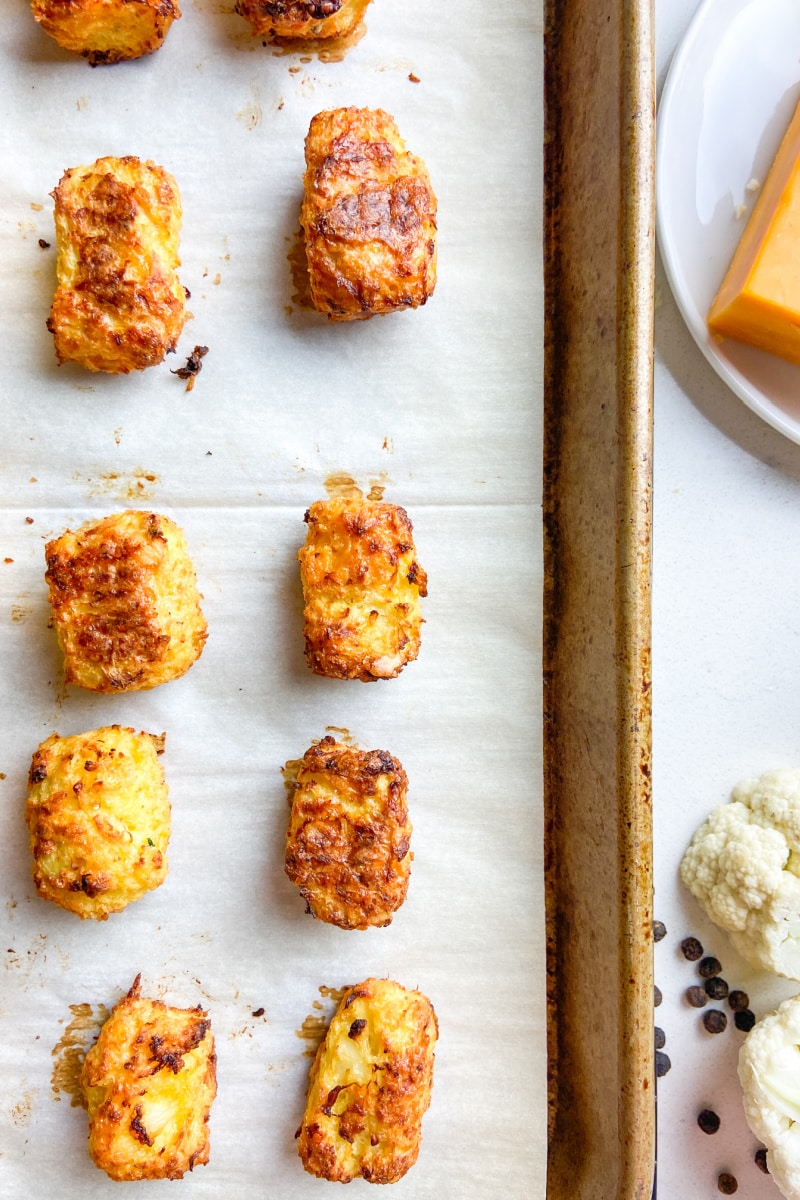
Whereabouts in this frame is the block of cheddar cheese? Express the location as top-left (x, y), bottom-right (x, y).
top-left (708, 99), bottom-right (800, 365)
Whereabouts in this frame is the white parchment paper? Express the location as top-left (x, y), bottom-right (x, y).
top-left (0, 0), bottom-right (544, 1195)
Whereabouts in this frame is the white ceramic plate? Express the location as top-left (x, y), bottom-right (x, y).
top-left (657, 0), bottom-right (800, 443)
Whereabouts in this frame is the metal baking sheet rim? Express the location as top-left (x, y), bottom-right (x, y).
top-left (544, 0), bottom-right (655, 1197)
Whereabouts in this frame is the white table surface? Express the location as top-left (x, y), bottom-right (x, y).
top-left (654, 2), bottom-right (800, 1197)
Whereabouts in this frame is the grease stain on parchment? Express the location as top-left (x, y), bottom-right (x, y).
top-left (74, 468), bottom-right (160, 501)
top-left (323, 473), bottom-right (361, 500)
top-left (320, 474), bottom-right (392, 502)
top-left (6, 933), bottom-right (52, 976)
top-left (324, 726), bottom-right (355, 745)
top-left (237, 82), bottom-right (263, 129)
top-left (295, 985), bottom-right (351, 1056)
top-left (287, 226), bottom-right (313, 313)
top-left (366, 473), bottom-right (390, 501)
top-left (10, 1088), bottom-right (38, 1126)
top-left (50, 1003), bottom-right (109, 1106)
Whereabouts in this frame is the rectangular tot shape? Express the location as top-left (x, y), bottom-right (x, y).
top-left (48, 156), bottom-right (186, 373)
top-left (80, 975), bottom-right (217, 1181)
top-left (44, 509), bottom-right (207, 693)
top-left (298, 496), bottom-right (427, 681)
top-left (298, 978), bottom-right (437, 1184)
top-left (285, 736), bottom-right (412, 929)
top-left (300, 107), bottom-right (437, 320)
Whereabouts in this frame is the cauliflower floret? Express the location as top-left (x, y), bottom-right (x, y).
top-left (739, 994), bottom-right (800, 1199)
top-left (680, 770), bottom-right (800, 979)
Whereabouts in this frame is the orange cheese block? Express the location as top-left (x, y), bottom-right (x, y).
top-left (708, 99), bottom-right (800, 366)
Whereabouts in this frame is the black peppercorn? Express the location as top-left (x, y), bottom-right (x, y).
top-left (703, 1010), bottom-right (728, 1034)
top-left (654, 1027), bottom-right (665, 1050)
top-left (705, 976), bottom-right (729, 1000)
top-left (697, 1109), bottom-right (721, 1135)
top-left (734, 1009), bottom-right (756, 1033)
top-left (754, 1147), bottom-right (769, 1174)
top-left (654, 985), bottom-right (662, 1008)
top-left (655, 1050), bottom-right (671, 1077)
top-left (653, 920), bottom-right (667, 942)
top-left (699, 955), bottom-right (723, 978)
top-left (728, 989), bottom-right (750, 1012)
top-left (717, 1172), bottom-right (738, 1194)
top-left (681, 936), bottom-right (704, 961)
top-left (686, 985), bottom-right (708, 1008)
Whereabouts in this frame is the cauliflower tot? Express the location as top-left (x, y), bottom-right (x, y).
top-left (48, 156), bottom-right (185, 373)
top-left (81, 975), bottom-right (216, 1180)
top-left (25, 726), bottom-right (169, 919)
top-left (298, 497), bottom-right (427, 681)
top-left (235, 0), bottom-right (370, 40)
top-left (739, 994), bottom-right (800, 1200)
top-left (285, 737), bottom-right (412, 929)
top-left (298, 978), bottom-right (437, 1183)
top-left (31, 0), bottom-right (180, 64)
top-left (300, 108), bottom-right (437, 321)
top-left (45, 510), bottom-right (207, 693)
top-left (680, 768), bottom-right (800, 978)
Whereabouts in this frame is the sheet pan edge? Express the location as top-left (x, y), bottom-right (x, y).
top-left (544, 0), bottom-right (655, 1195)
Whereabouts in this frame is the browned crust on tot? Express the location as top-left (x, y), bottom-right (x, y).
top-left (80, 975), bottom-right (216, 1181)
top-left (25, 725), bottom-right (170, 919)
top-left (44, 509), bottom-right (207, 693)
top-left (298, 496), bottom-right (428, 681)
top-left (298, 977), bottom-right (437, 1183)
top-left (47, 156), bottom-right (185, 373)
top-left (31, 0), bottom-right (180, 63)
top-left (285, 736), bottom-right (412, 929)
top-left (234, 0), bottom-right (369, 39)
top-left (300, 107), bottom-right (437, 320)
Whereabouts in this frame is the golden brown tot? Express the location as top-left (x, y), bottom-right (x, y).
top-left (25, 726), bottom-right (169, 919)
top-left (81, 975), bottom-right (217, 1181)
top-left (285, 736), bottom-right (412, 928)
top-left (300, 108), bottom-right (437, 320)
top-left (298, 497), bottom-right (427, 681)
top-left (48, 156), bottom-right (185, 373)
top-left (298, 977), bottom-right (437, 1183)
top-left (31, 0), bottom-right (180, 64)
top-left (235, 0), bottom-right (370, 40)
top-left (45, 509), bottom-right (207, 693)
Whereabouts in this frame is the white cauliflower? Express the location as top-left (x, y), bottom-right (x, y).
top-left (680, 770), bottom-right (800, 979)
top-left (739, 994), bottom-right (800, 1200)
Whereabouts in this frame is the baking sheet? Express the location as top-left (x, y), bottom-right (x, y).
top-left (544, 0), bottom-right (655, 1196)
top-left (655, 1), bottom-right (800, 1197)
top-left (0, 0), bottom-right (544, 1194)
